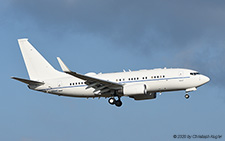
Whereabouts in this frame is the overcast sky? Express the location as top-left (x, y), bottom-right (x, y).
top-left (1, 0), bottom-right (225, 141)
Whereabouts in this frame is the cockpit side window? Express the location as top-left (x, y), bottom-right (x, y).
top-left (190, 72), bottom-right (200, 75)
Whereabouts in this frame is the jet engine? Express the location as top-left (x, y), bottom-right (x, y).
top-left (129, 92), bottom-right (156, 100)
top-left (123, 83), bottom-right (157, 100)
top-left (123, 83), bottom-right (147, 96)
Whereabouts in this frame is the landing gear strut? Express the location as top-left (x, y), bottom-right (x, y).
top-left (108, 97), bottom-right (122, 107)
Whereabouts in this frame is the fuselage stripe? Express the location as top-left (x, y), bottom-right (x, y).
top-left (39, 76), bottom-right (190, 91)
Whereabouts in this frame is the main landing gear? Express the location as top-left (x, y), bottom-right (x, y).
top-left (108, 97), bottom-right (122, 107)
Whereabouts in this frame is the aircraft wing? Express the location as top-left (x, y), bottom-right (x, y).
top-left (66, 71), bottom-right (122, 87)
top-left (66, 71), bottom-right (123, 93)
top-left (57, 57), bottom-right (123, 95)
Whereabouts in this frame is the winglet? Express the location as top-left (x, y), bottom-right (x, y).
top-left (57, 57), bottom-right (70, 72)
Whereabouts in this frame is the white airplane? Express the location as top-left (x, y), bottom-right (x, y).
top-left (12, 39), bottom-right (210, 107)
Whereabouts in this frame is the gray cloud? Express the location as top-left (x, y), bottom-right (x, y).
top-left (9, 0), bottom-right (225, 86)
top-left (10, 0), bottom-right (225, 45)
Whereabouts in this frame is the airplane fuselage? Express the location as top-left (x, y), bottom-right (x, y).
top-left (33, 68), bottom-right (209, 98)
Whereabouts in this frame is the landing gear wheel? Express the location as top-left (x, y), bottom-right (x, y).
top-left (108, 97), bottom-right (115, 105)
top-left (115, 100), bottom-right (122, 107)
top-left (185, 94), bottom-right (190, 99)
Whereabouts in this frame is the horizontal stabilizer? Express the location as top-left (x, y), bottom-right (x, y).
top-left (11, 77), bottom-right (44, 85)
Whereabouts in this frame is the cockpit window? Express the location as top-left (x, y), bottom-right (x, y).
top-left (190, 72), bottom-right (200, 75)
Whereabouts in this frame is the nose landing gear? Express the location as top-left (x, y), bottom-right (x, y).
top-left (108, 97), bottom-right (122, 107)
top-left (185, 93), bottom-right (190, 99)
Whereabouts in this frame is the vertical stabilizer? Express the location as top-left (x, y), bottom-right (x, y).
top-left (18, 39), bottom-right (63, 81)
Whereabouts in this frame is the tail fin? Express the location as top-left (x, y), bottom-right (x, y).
top-left (18, 38), bottom-right (64, 81)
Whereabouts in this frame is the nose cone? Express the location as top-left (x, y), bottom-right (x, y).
top-left (202, 75), bottom-right (210, 84)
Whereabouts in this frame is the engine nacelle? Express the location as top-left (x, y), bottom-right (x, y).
top-left (123, 83), bottom-right (147, 96)
top-left (129, 92), bottom-right (156, 100)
